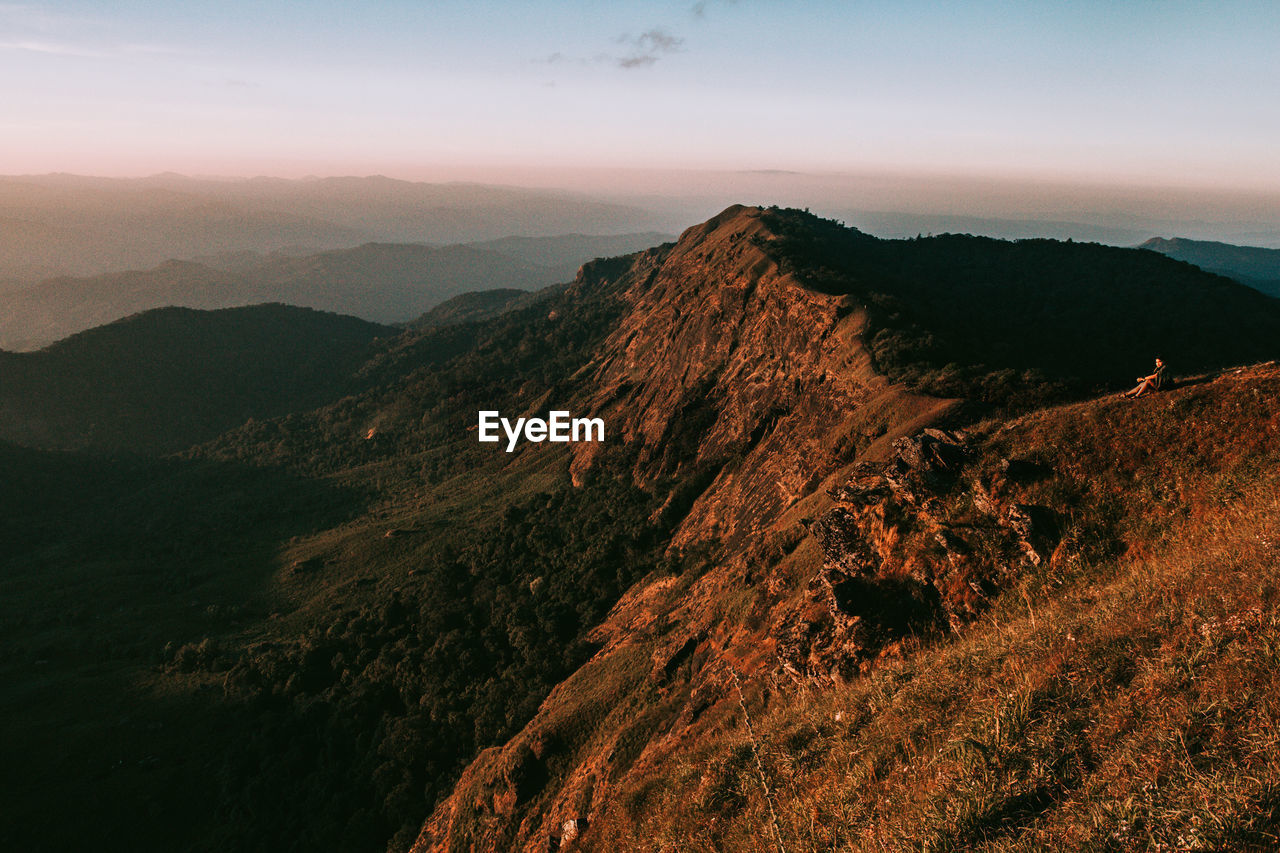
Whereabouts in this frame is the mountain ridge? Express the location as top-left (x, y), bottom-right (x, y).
top-left (404, 207), bottom-right (1280, 851)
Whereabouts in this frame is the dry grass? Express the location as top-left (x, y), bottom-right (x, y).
top-left (584, 367), bottom-right (1280, 852)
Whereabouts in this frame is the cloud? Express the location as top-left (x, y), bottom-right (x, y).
top-left (691, 0), bottom-right (738, 18)
top-left (614, 28), bottom-right (684, 69)
top-left (0, 39), bottom-right (104, 57)
top-left (535, 27), bottom-right (685, 71)
top-left (617, 54), bottom-right (658, 69)
top-left (0, 38), bottom-right (184, 58)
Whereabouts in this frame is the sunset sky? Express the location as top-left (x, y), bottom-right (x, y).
top-left (2, 0), bottom-right (1277, 190)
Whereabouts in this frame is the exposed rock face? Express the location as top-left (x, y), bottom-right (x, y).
top-left (779, 429), bottom-right (1062, 680)
top-left (411, 207), bottom-right (959, 853)
top-left (558, 817), bottom-right (587, 846)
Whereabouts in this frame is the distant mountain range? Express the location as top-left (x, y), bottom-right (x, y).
top-left (0, 232), bottom-right (672, 351)
top-left (1140, 236), bottom-right (1280, 297)
top-left (0, 173), bottom-right (675, 284)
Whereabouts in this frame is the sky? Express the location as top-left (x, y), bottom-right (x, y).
top-left (1, 0), bottom-right (1278, 193)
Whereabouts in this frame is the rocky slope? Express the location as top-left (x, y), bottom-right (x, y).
top-left (568, 205), bottom-right (953, 544)
top-left (410, 206), bottom-right (956, 851)
top-left (578, 361), bottom-right (1280, 852)
top-left (409, 208), bottom-right (1280, 852)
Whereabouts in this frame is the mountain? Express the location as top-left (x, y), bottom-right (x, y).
top-left (1140, 236), bottom-right (1280, 297)
top-left (404, 206), bottom-right (1280, 852)
top-left (0, 176), bottom-right (364, 282)
top-left (5, 206), bottom-right (1280, 853)
top-left (0, 304), bottom-right (394, 453)
top-left (1, 261), bottom-right (243, 351)
top-left (215, 242), bottom-right (554, 323)
top-left (0, 173), bottom-right (673, 283)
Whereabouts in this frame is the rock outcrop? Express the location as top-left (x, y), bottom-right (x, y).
top-left (779, 429), bottom-right (1063, 680)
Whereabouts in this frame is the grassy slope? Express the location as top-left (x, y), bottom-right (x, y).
top-left (583, 363), bottom-right (1280, 852)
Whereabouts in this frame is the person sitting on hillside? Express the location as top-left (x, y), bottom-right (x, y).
top-left (1121, 357), bottom-right (1166, 398)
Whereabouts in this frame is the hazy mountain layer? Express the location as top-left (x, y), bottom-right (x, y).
top-left (0, 173), bottom-right (672, 283)
top-left (410, 288), bottom-right (538, 328)
top-left (1141, 235), bottom-right (1280, 297)
top-left (465, 232), bottom-right (674, 272)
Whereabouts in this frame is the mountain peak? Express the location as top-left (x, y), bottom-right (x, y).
top-left (567, 205), bottom-right (936, 546)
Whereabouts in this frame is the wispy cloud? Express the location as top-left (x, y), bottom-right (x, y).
top-left (538, 25), bottom-right (685, 72)
top-left (615, 28), bottom-right (684, 69)
top-left (0, 39), bottom-right (105, 57)
top-left (0, 38), bottom-right (185, 58)
top-left (691, 0), bottom-right (739, 19)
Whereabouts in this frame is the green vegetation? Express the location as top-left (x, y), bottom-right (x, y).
top-left (0, 442), bottom-right (370, 852)
top-left (179, 452), bottom-right (671, 852)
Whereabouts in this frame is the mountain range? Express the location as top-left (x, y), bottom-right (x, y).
top-left (4, 207), bottom-right (1280, 853)
top-left (0, 232), bottom-right (671, 351)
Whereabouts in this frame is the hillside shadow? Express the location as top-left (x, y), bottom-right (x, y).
top-left (0, 446), bottom-right (371, 852)
top-left (1167, 372), bottom-right (1220, 391)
